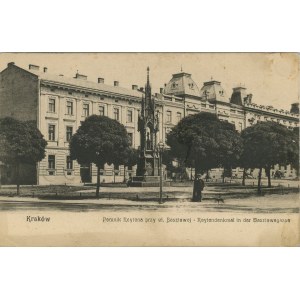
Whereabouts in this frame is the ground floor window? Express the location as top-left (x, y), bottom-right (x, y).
top-left (48, 155), bottom-right (55, 169)
top-left (66, 156), bottom-right (73, 170)
top-left (48, 155), bottom-right (55, 175)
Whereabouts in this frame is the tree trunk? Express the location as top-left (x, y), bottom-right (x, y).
top-left (96, 165), bottom-right (100, 198)
top-left (265, 166), bottom-right (271, 188)
top-left (222, 168), bottom-right (225, 183)
top-left (123, 166), bottom-right (126, 183)
top-left (242, 168), bottom-right (246, 186)
top-left (206, 169), bottom-right (209, 182)
top-left (257, 167), bottom-right (262, 193)
top-left (192, 176), bottom-right (196, 201)
top-left (192, 165), bottom-right (200, 201)
top-left (16, 163), bottom-right (20, 195)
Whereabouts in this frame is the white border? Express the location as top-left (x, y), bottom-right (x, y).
top-left (1, 0), bottom-right (299, 299)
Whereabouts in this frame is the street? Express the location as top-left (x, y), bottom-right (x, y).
top-left (0, 191), bottom-right (298, 213)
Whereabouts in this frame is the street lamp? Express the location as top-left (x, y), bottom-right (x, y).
top-left (157, 141), bottom-right (165, 204)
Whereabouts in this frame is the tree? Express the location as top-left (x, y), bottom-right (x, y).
top-left (291, 127), bottom-right (299, 179)
top-left (241, 121), bottom-right (298, 191)
top-left (69, 115), bottom-right (131, 197)
top-left (166, 112), bottom-right (242, 199)
top-left (0, 117), bottom-right (47, 195)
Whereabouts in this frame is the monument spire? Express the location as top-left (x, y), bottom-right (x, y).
top-left (146, 66), bottom-right (150, 88)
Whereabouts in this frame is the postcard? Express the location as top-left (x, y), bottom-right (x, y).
top-left (0, 53), bottom-right (299, 246)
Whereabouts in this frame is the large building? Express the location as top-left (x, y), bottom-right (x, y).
top-left (0, 62), bottom-right (299, 184)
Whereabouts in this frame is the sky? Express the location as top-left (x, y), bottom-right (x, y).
top-left (0, 53), bottom-right (298, 110)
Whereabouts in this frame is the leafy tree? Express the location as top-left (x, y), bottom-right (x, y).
top-left (70, 115), bottom-right (131, 197)
top-left (0, 117), bottom-right (47, 195)
top-left (291, 127), bottom-right (299, 179)
top-left (166, 112), bottom-right (242, 199)
top-left (241, 121), bottom-right (298, 191)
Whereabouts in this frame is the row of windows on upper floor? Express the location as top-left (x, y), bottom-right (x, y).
top-left (48, 97), bottom-right (133, 122)
top-left (48, 97), bottom-right (183, 124)
top-left (47, 124), bottom-right (134, 146)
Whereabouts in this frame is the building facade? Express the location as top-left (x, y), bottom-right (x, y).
top-left (0, 62), bottom-right (299, 184)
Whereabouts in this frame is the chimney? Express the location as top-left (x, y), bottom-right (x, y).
top-left (132, 84), bottom-right (138, 90)
top-left (160, 87), bottom-right (164, 94)
top-left (29, 64), bottom-right (40, 71)
top-left (7, 62), bottom-right (15, 67)
top-left (114, 81), bottom-right (119, 87)
top-left (43, 67), bottom-right (48, 73)
top-left (98, 78), bottom-right (104, 84)
top-left (75, 73), bottom-right (87, 80)
top-left (290, 103), bottom-right (299, 114)
top-left (246, 93), bottom-right (253, 104)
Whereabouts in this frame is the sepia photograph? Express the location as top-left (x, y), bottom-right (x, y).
top-left (0, 53), bottom-right (299, 246)
top-left (1, 1), bottom-right (300, 300)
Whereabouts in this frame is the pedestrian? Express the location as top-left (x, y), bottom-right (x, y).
top-left (198, 177), bottom-right (205, 201)
top-left (126, 175), bottom-right (132, 187)
top-left (193, 174), bottom-right (202, 201)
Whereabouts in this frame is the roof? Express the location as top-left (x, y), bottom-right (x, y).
top-left (200, 80), bottom-right (229, 102)
top-left (164, 72), bottom-right (201, 97)
top-left (22, 66), bottom-right (143, 99)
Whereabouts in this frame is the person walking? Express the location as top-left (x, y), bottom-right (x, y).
top-left (193, 174), bottom-right (205, 201)
top-left (198, 177), bottom-right (205, 201)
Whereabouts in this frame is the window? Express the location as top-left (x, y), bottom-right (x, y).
top-left (48, 124), bottom-right (55, 141)
top-left (114, 107), bottom-right (120, 121)
top-left (66, 101), bottom-right (73, 115)
top-left (176, 112), bottom-right (182, 123)
top-left (83, 103), bottom-right (89, 117)
top-left (48, 155), bottom-right (55, 169)
top-left (99, 105), bottom-right (105, 116)
top-left (201, 103), bottom-right (206, 108)
top-left (128, 133), bottom-right (133, 146)
top-left (48, 98), bottom-right (55, 112)
top-left (127, 110), bottom-right (133, 122)
top-left (66, 156), bottom-right (73, 170)
top-left (66, 126), bottom-right (73, 142)
top-left (166, 111), bottom-right (172, 123)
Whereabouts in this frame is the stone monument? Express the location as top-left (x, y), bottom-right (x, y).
top-left (131, 67), bottom-right (161, 186)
